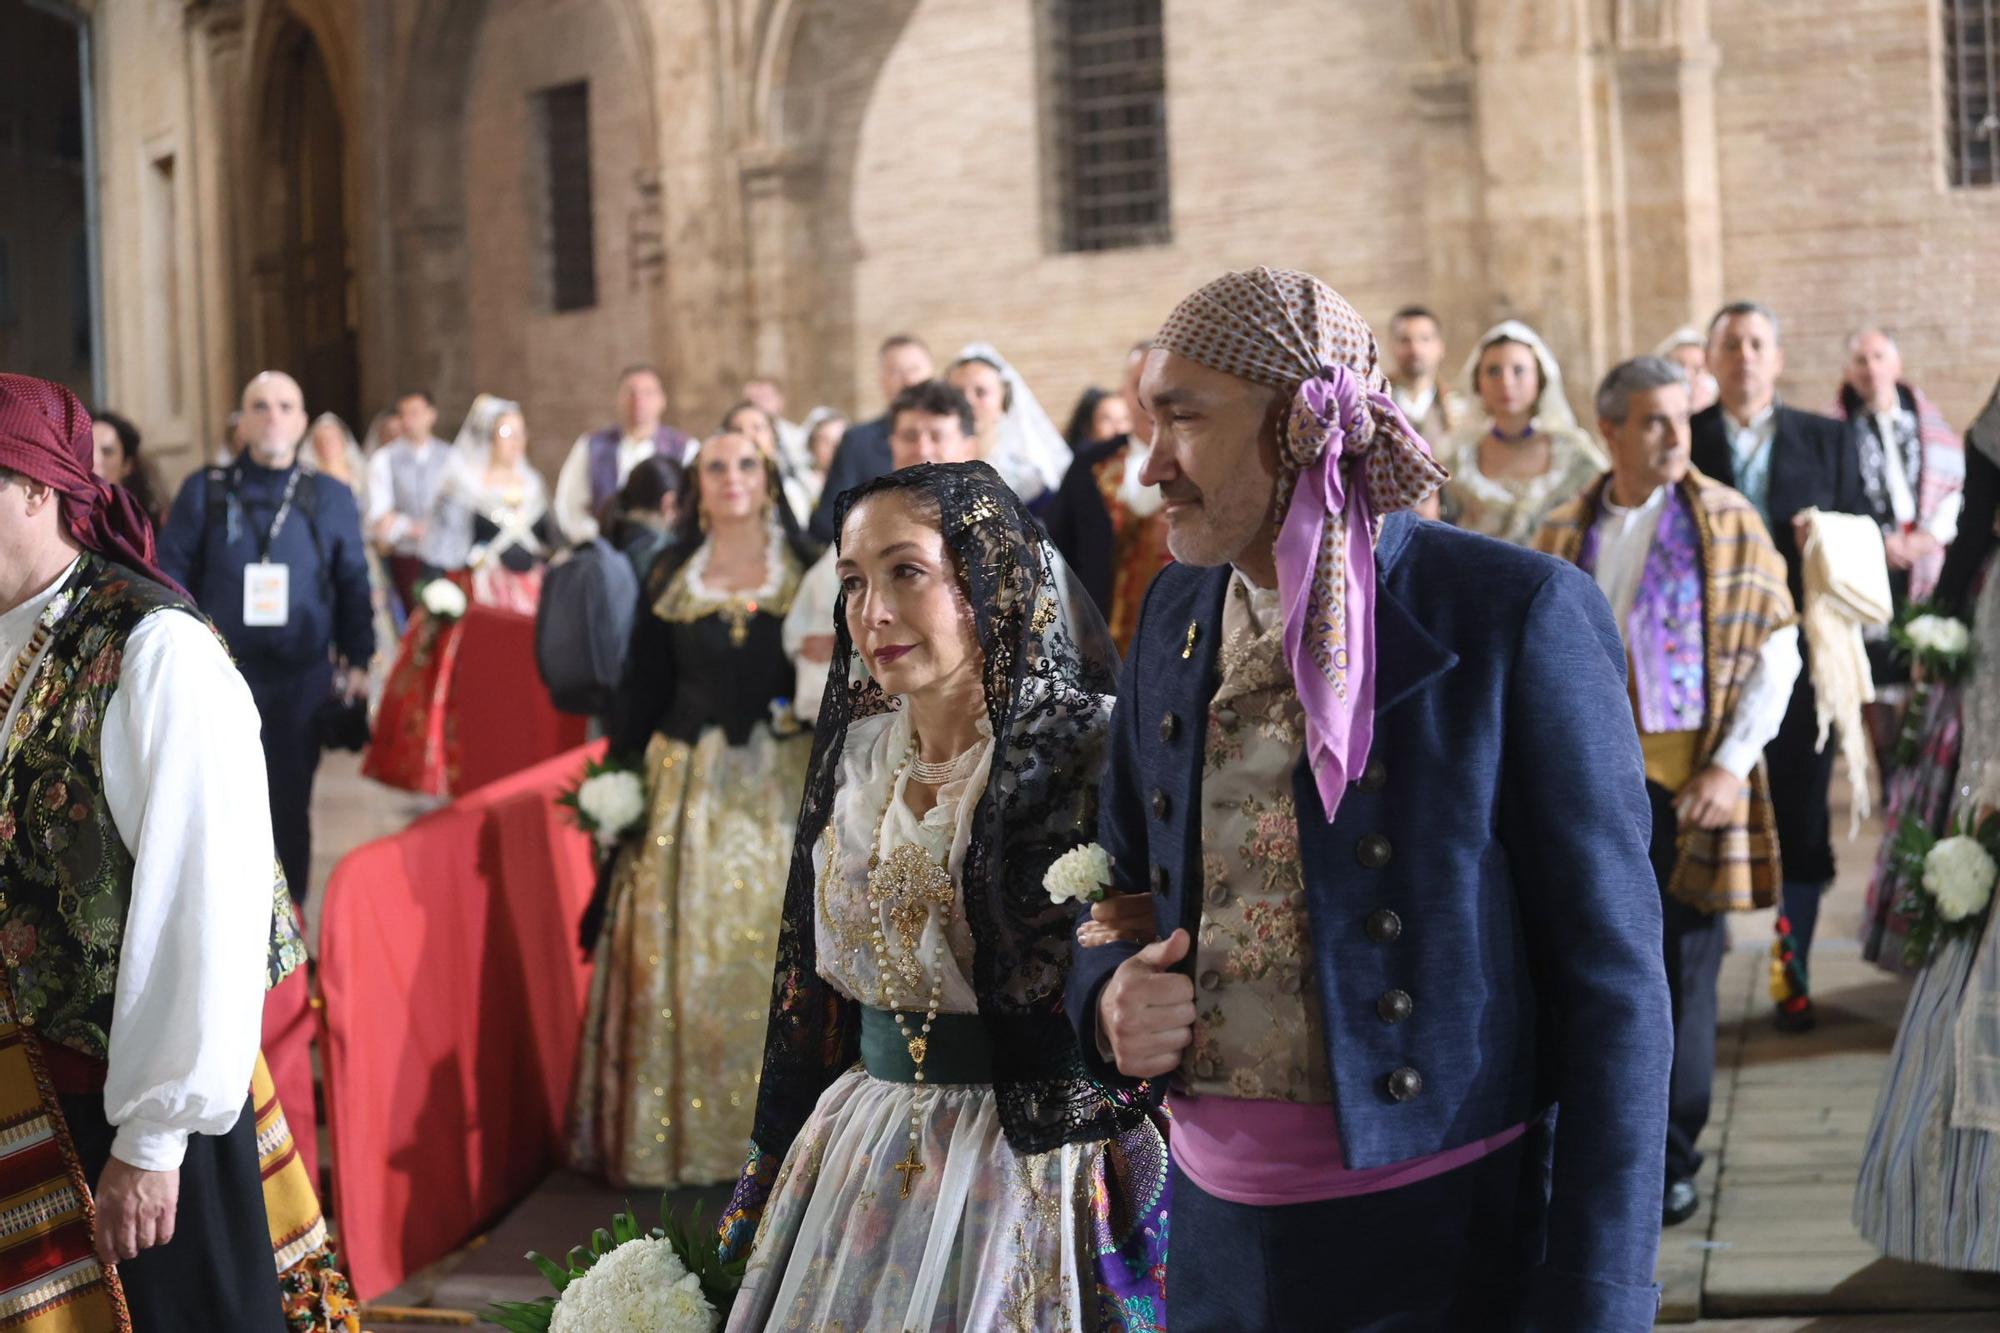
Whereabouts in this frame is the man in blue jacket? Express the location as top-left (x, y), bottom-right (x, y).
top-left (160, 371), bottom-right (374, 903)
top-left (1065, 269), bottom-right (1671, 1330)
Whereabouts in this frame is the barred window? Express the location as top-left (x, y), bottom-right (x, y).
top-left (536, 81), bottom-right (598, 311)
top-left (1044, 0), bottom-right (1170, 253)
top-left (1945, 0), bottom-right (1999, 187)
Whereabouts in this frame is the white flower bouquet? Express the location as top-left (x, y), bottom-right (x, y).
top-left (1890, 809), bottom-right (1999, 966)
top-left (418, 577), bottom-right (469, 622)
top-left (1044, 842), bottom-right (1112, 906)
top-left (1891, 604), bottom-right (1974, 683)
top-left (557, 757), bottom-right (647, 849)
top-left (487, 1202), bottom-right (739, 1333)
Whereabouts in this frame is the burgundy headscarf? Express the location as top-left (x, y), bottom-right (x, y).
top-left (0, 374), bottom-right (182, 594)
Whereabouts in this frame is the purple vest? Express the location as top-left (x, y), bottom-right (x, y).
top-left (1578, 483), bottom-right (1707, 734)
top-left (588, 424), bottom-right (693, 513)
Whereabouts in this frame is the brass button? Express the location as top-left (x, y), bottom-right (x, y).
top-left (1377, 989), bottom-right (1413, 1024)
top-left (1150, 865), bottom-right (1169, 894)
top-left (1356, 834), bottom-right (1392, 870)
top-left (1150, 789), bottom-right (1171, 821)
top-left (1199, 969), bottom-right (1223, 992)
top-left (1160, 712), bottom-right (1180, 743)
top-left (1204, 879), bottom-right (1231, 907)
top-left (1386, 1066), bottom-right (1423, 1102)
top-left (1356, 757), bottom-right (1388, 794)
top-left (1366, 909), bottom-right (1403, 944)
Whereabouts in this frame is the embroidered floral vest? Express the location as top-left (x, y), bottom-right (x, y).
top-left (0, 557), bottom-right (302, 1060)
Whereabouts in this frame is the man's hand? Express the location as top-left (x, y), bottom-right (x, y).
top-left (798, 634), bottom-right (834, 665)
top-left (1096, 929), bottom-right (1196, 1078)
top-left (1882, 530), bottom-right (1937, 572)
top-left (94, 1158), bottom-right (179, 1266)
top-left (341, 666), bottom-right (369, 702)
top-left (1674, 765), bottom-right (1742, 831)
top-left (1077, 891), bottom-right (1158, 949)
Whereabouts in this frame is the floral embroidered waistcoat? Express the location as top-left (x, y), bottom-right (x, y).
top-left (1182, 575), bottom-right (1333, 1103)
top-left (0, 557), bottom-right (301, 1061)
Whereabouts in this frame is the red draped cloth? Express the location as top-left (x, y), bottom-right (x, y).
top-left (318, 742), bottom-right (604, 1298)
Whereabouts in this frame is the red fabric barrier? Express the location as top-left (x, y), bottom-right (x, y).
top-left (261, 959), bottom-right (319, 1190)
top-left (318, 741), bottom-right (604, 1299)
top-left (447, 605), bottom-right (587, 794)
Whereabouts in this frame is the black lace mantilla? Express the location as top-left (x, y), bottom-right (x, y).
top-left (739, 462), bottom-right (1136, 1205)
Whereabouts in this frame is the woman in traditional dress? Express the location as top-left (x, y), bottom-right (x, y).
top-left (362, 395), bottom-right (551, 795)
top-left (569, 430), bottom-right (818, 1189)
top-left (719, 461), bottom-right (1168, 1332)
top-left (1854, 380), bottom-right (2000, 1269)
top-left (947, 343), bottom-right (1072, 508)
top-left (304, 412), bottom-right (399, 681)
top-left (725, 399), bottom-right (817, 534)
top-left (1438, 320), bottom-right (1607, 545)
top-left (799, 406), bottom-right (848, 508)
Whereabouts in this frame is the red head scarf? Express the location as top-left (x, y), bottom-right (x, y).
top-left (0, 373), bottom-right (183, 594)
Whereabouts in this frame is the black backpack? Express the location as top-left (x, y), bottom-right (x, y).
top-left (535, 538), bottom-right (639, 715)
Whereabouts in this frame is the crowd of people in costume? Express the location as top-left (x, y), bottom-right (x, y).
top-left (4, 258), bottom-right (1996, 1330)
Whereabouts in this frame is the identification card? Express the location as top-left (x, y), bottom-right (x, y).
top-left (244, 561), bottom-right (291, 627)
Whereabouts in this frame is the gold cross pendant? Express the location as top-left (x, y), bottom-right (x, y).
top-left (894, 1145), bottom-right (926, 1198)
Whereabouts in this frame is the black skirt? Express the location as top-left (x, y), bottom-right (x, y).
top-left (57, 1092), bottom-right (284, 1333)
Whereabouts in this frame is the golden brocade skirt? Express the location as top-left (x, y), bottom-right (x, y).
top-left (567, 724), bottom-right (811, 1189)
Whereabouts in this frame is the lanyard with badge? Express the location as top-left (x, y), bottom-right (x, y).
top-left (239, 466), bottom-right (304, 628)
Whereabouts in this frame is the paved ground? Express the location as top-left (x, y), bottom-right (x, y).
top-left (305, 757), bottom-right (2000, 1328)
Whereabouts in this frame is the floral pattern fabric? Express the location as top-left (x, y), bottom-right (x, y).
top-left (1182, 574), bottom-right (1330, 1104)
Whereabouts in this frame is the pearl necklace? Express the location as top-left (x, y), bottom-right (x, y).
top-left (863, 736), bottom-right (958, 1198)
top-left (906, 734), bottom-right (979, 786)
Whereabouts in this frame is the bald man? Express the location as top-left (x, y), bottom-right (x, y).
top-left (160, 373), bottom-right (375, 903)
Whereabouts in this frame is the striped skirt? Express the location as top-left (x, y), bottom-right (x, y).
top-left (1854, 923), bottom-right (2000, 1271)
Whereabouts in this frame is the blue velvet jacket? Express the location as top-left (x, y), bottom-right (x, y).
top-left (1065, 512), bottom-right (1671, 1331)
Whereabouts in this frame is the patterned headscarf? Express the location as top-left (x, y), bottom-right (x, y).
top-left (0, 374), bottom-right (181, 594)
top-left (1154, 267), bottom-right (1447, 821)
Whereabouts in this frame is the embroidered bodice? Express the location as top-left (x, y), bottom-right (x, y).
top-left (813, 708), bottom-right (993, 1014)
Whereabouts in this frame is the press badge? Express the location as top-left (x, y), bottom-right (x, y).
top-left (244, 561), bottom-right (290, 626)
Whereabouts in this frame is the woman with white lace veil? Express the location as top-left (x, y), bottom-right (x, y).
top-left (1855, 378), bottom-right (2000, 1270)
top-left (947, 343), bottom-right (1072, 507)
top-left (364, 395), bottom-right (552, 795)
top-left (421, 393), bottom-right (552, 614)
top-left (1438, 319), bottom-right (1608, 545)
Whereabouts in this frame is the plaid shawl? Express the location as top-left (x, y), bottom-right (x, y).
top-left (1537, 469), bottom-right (1796, 912)
top-left (1831, 382), bottom-right (1965, 601)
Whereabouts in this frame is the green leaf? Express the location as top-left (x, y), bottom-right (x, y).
top-left (484, 1300), bottom-right (557, 1333)
top-left (590, 1227), bottom-right (616, 1258)
top-left (527, 1250), bottom-right (569, 1292)
top-left (566, 1244), bottom-right (595, 1275)
top-left (612, 1211), bottom-right (639, 1246)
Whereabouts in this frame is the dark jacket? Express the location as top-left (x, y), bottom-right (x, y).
top-left (1688, 403), bottom-right (1868, 605)
top-left (158, 457), bottom-right (375, 675)
top-left (808, 415), bottom-right (892, 543)
top-left (1042, 434), bottom-right (1126, 617)
top-left (1065, 513), bottom-right (1671, 1330)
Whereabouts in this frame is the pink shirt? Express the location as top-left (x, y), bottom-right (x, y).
top-left (1169, 1093), bottom-right (1527, 1206)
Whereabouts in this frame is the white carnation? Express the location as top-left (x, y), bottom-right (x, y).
top-left (1045, 843), bottom-right (1112, 906)
top-left (1906, 614), bottom-right (1971, 656)
top-left (578, 770), bottom-right (647, 845)
top-left (1923, 835), bottom-right (1998, 923)
top-left (420, 579), bottom-right (469, 619)
top-left (549, 1236), bottom-right (716, 1333)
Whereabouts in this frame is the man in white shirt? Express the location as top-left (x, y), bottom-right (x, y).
top-left (1384, 305), bottom-right (1468, 458)
top-left (553, 365), bottom-right (695, 545)
top-left (365, 388), bottom-right (455, 613)
top-left (0, 375), bottom-right (288, 1329)
top-left (1537, 356), bottom-right (1800, 1229)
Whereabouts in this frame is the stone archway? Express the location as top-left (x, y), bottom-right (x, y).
top-left (249, 18), bottom-right (357, 426)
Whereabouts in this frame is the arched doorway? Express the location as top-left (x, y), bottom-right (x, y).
top-left (250, 21), bottom-right (356, 427)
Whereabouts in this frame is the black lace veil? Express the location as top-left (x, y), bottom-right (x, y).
top-left (723, 461), bottom-right (1129, 1246)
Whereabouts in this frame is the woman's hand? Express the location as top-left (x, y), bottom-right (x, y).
top-left (1077, 891), bottom-right (1158, 949)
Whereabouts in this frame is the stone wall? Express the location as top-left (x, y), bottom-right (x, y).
top-left (69, 0), bottom-right (2000, 505)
